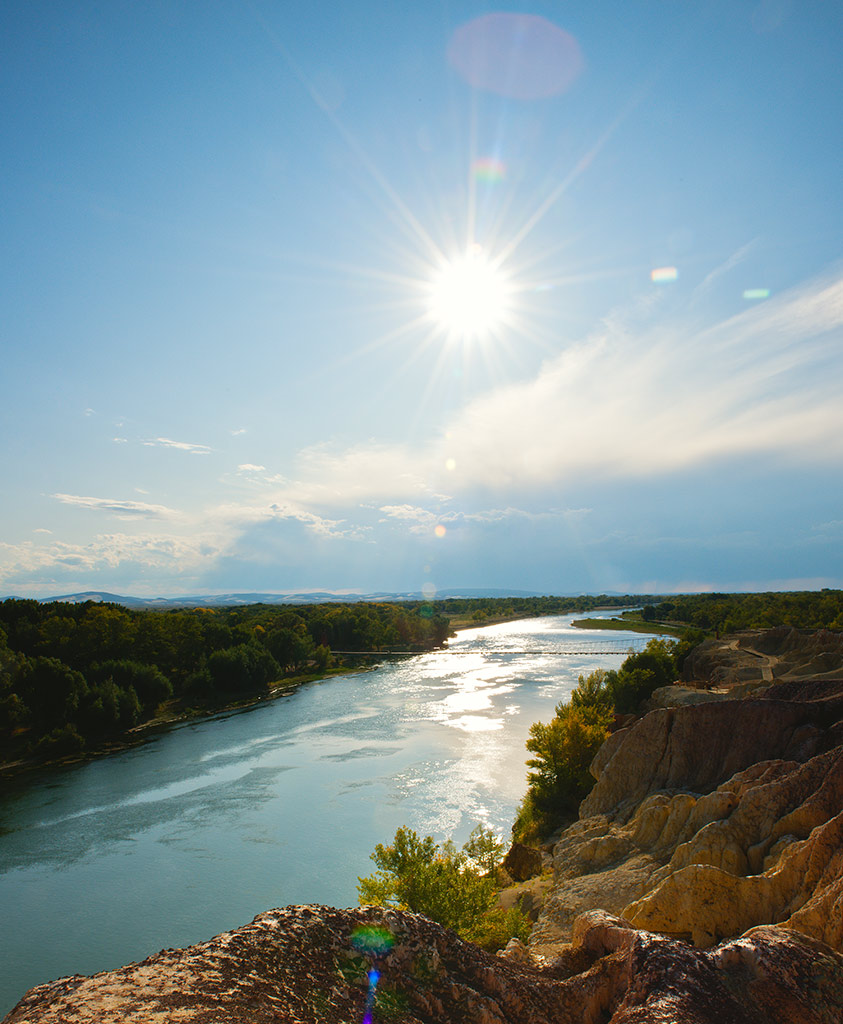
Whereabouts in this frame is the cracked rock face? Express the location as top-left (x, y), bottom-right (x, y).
top-left (531, 680), bottom-right (843, 958)
top-left (4, 906), bottom-right (842, 1024)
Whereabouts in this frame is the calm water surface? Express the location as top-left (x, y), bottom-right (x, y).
top-left (0, 612), bottom-right (650, 1014)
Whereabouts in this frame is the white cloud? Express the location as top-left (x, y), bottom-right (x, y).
top-left (378, 504), bottom-right (441, 534)
top-left (143, 437), bottom-right (213, 455)
top-left (0, 532), bottom-right (221, 588)
top-left (245, 270), bottom-right (843, 509)
top-left (238, 463), bottom-right (267, 473)
top-left (52, 493), bottom-right (180, 520)
top-left (440, 271), bottom-right (843, 488)
top-left (113, 437), bottom-right (128, 444)
top-left (210, 498), bottom-right (363, 540)
top-left (377, 503), bottom-right (591, 535)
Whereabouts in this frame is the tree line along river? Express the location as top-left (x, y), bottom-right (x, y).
top-left (0, 611), bottom-right (654, 1016)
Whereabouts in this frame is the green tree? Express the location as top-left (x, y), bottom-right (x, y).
top-left (78, 680), bottom-right (141, 739)
top-left (608, 638), bottom-right (676, 713)
top-left (463, 823), bottom-right (506, 876)
top-left (570, 669), bottom-right (614, 714)
top-left (15, 656), bottom-right (88, 733)
top-left (357, 826), bottom-right (496, 937)
top-left (206, 643), bottom-right (280, 694)
top-left (524, 702), bottom-right (611, 820)
top-left (90, 660), bottom-right (172, 712)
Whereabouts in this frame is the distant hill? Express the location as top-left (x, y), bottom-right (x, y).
top-left (32, 588), bottom-right (548, 609)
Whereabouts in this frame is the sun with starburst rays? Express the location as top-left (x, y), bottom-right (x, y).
top-left (426, 243), bottom-right (513, 342)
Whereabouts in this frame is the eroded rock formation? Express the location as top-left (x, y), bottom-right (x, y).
top-left (531, 679), bottom-right (843, 960)
top-left (5, 905), bottom-right (843, 1023)
top-left (682, 627), bottom-right (843, 690)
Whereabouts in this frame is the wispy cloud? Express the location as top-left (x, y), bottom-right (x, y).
top-left (213, 498), bottom-right (364, 540)
top-left (52, 494), bottom-right (180, 520)
top-left (238, 463), bottom-right (267, 473)
top-left (377, 503), bottom-right (592, 535)
top-left (143, 437), bottom-right (213, 455)
top-left (230, 270), bottom-right (841, 512)
top-left (693, 240), bottom-right (756, 297)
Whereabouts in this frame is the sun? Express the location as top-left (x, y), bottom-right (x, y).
top-left (427, 244), bottom-right (511, 339)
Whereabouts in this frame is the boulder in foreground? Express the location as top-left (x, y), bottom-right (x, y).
top-left (4, 905), bottom-right (843, 1023)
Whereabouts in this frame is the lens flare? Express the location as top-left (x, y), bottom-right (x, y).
top-left (434, 524), bottom-right (447, 538)
top-left (350, 925), bottom-right (395, 955)
top-left (651, 266), bottom-right (678, 283)
top-left (472, 157), bottom-right (506, 183)
top-left (743, 288), bottom-right (770, 299)
top-left (448, 13), bottom-right (584, 100)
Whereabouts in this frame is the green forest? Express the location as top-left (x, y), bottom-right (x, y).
top-left (0, 593), bottom-right (625, 765)
top-left (2, 589), bottom-right (841, 769)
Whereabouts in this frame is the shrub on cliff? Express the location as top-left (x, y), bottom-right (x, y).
top-left (606, 639), bottom-right (677, 714)
top-left (514, 697), bottom-right (612, 841)
top-left (357, 825), bottom-right (528, 951)
top-left (514, 640), bottom-right (679, 841)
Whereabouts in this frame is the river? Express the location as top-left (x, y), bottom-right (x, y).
top-left (0, 611), bottom-right (654, 1015)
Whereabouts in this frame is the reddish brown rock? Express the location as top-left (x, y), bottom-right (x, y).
top-left (502, 841), bottom-right (544, 881)
top-left (4, 906), bottom-right (841, 1023)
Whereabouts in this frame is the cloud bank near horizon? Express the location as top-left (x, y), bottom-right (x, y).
top-left (4, 269), bottom-right (842, 597)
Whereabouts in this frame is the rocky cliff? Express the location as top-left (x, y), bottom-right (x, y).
top-left (530, 679), bottom-right (843, 960)
top-left (4, 904), bottom-right (842, 1023)
top-left (5, 636), bottom-right (843, 1023)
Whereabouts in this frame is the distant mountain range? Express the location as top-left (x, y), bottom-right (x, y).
top-left (25, 588), bottom-right (555, 609)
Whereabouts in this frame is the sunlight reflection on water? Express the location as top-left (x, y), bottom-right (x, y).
top-left (0, 611), bottom-right (662, 1017)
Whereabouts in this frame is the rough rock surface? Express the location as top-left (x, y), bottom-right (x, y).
top-left (502, 840), bottom-right (544, 881)
top-left (682, 628), bottom-right (843, 689)
top-left (5, 905), bottom-right (843, 1023)
top-left (531, 680), bottom-right (843, 960)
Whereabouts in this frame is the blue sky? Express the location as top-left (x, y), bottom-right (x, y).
top-left (2, 0), bottom-right (841, 599)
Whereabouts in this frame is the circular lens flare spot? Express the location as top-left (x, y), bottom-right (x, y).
top-left (428, 245), bottom-right (510, 338)
top-left (434, 524), bottom-right (447, 538)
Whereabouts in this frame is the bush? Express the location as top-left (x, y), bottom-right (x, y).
top-left (607, 639), bottom-right (677, 713)
top-left (34, 723), bottom-right (85, 758)
top-left (468, 905), bottom-right (532, 952)
top-left (517, 701), bottom-right (611, 838)
top-left (358, 826), bottom-right (497, 938)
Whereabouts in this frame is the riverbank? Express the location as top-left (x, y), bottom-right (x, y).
top-left (0, 663), bottom-right (370, 781)
top-left (0, 610), bottom-right (652, 782)
top-left (2, 612), bottom-right (629, 1016)
top-left (571, 615), bottom-right (685, 637)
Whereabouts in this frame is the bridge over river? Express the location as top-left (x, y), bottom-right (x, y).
top-left (331, 636), bottom-right (652, 657)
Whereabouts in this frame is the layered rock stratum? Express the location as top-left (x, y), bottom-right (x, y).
top-left (5, 629), bottom-right (843, 1023)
